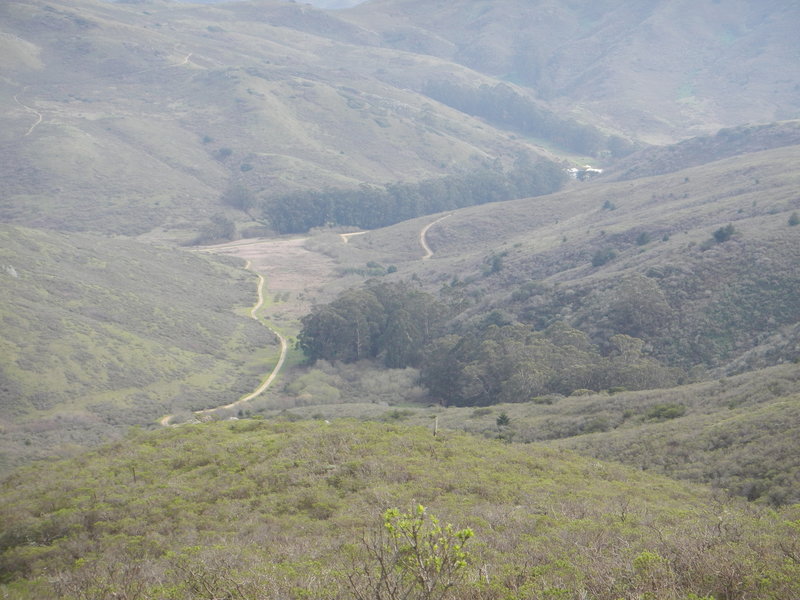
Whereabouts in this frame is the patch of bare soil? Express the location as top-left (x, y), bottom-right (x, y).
top-left (199, 237), bottom-right (339, 323)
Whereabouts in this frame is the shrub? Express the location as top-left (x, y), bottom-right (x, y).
top-left (713, 224), bottom-right (736, 243)
top-left (347, 506), bottom-right (474, 600)
top-left (646, 403), bottom-right (686, 421)
top-left (592, 247), bottom-right (617, 267)
top-left (789, 212), bottom-right (799, 226)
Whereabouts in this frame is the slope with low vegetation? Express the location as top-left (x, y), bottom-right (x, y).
top-left (0, 225), bottom-right (275, 475)
top-left (3, 0), bottom-right (799, 239)
top-left (1, 420), bottom-right (798, 599)
top-left (283, 140), bottom-right (800, 506)
top-left (0, 0), bottom-right (568, 238)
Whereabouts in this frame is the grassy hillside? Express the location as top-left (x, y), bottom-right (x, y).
top-left (242, 358), bottom-right (800, 506)
top-left (260, 141), bottom-right (800, 506)
top-left (0, 225), bottom-right (276, 474)
top-left (610, 120), bottom-right (800, 181)
top-left (347, 144), bottom-right (800, 370)
top-left (1, 420), bottom-right (798, 599)
top-left (0, 0), bottom-right (562, 237)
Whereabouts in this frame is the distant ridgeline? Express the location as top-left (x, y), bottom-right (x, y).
top-left (262, 158), bottom-right (566, 234)
top-left (423, 80), bottom-right (638, 158)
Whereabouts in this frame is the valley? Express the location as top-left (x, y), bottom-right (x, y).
top-left (1, 0), bottom-right (799, 598)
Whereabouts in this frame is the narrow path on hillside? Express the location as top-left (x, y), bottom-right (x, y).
top-left (340, 231), bottom-right (367, 244)
top-left (195, 261), bottom-right (288, 417)
top-left (13, 89), bottom-right (43, 137)
top-left (419, 214), bottom-right (452, 259)
top-left (158, 260), bottom-right (288, 426)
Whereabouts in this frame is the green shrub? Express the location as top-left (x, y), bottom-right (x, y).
top-left (592, 248), bottom-right (617, 267)
top-left (646, 403), bottom-right (686, 421)
top-left (713, 224), bottom-right (736, 243)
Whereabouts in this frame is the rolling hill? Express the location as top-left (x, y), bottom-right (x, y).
top-left (0, 0), bottom-right (562, 237)
top-left (341, 0), bottom-right (800, 143)
top-left (254, 134), bottom-right (800, 505)
top-left (1, 3), bottom-right (800, 592)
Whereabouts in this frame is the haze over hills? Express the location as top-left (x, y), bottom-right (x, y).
top-left (342, 0), bottom-right (800, 143)
top-left (1, 0), bottom-right (558, 236)
top-left (2, 2), bottom-right (800, 596)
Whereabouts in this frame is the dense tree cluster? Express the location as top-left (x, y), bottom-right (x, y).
top-left (423, 80), bottom-right (637, 157)
top-left (298, 284), bottom-right (678, 406)
top-left (263, 159), bottom-right (566, 233)
top-left (189, 213), bottom-right (236, 245)
top-left (421, 324), bottom-right (677, 406)
top-left (297, 283), bottom-right (447, 368)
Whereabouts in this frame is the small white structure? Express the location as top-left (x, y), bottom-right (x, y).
top-left (566, 165), bottom-right (604, 180)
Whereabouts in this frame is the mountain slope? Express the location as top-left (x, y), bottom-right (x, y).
top-left (347, 142), bottom-right (800, 373)
top-left (0, 0), bottom-right (560, 237)
top-left (3, 0), bottom-right (799, 237)
top-left (0, 225), bottom-right (275, 474)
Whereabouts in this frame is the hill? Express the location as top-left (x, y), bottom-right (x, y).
top-left (1, 420), bottom-right (798, 599)
top-left (2, 0), bottom-right (799, 237)
top-left (0, 225), bottom-right (276, 475)
top-left (342, 0), bottom-right (800, 143)
top-left (609, 120), bottom-right (800, 181)
top-left (231, 360), bottom-right (800, 506)
top-left (0, 0), bottom-right (565, 237)
top-left (338, 143), bottom-right (800, 372)
top-left (260, 141), bottom-right (800, 505)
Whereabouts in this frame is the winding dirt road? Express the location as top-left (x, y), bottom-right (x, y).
top-left (13, 89), bottom-right (43, 137)
top-left (159, 215), bottom-right (449, 426)
top-left (419, 213), bottom-right (452, 259)
top-left (158, 260), bottom-right (288, 426)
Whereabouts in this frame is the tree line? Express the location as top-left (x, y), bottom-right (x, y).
top-left (261, 158), bottom-right (566, 234)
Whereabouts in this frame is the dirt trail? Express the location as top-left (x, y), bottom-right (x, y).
top-left (13, 89), bottom-right (43, 137)
top-left (419, 214), bottom-right (452, 259)
top-left (159, 217), bottom-right (447, 426)
top-left (339, 231), bottom-right (367, 244)
top-left (158, 259), bottom-right (288, 426)
top-left (194, 261), bottom-right (288, 417)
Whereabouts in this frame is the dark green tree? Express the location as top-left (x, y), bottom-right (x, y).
top-left (713, 224), bottom-right (736, 243)
top-left (592, 247), bottom-right (617, 267)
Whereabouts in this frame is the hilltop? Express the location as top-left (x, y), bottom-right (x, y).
top-left (1, 420), bottom-right (798, 599)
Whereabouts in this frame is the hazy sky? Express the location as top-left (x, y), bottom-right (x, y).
top-left (167, 0), bottom-right (367, 7)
